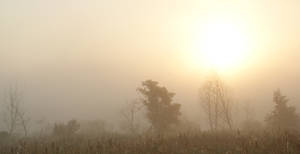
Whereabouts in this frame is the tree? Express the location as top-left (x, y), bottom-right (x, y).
top-left (241, 102), bottom-right (262, 133)
top-left (199, 75), bottom-right (233, 131)
top-left (137, 80), bottom-right (181, 134)
top-left (0, 131), bottom-right (10, 143)
top-left (243, 101), bottom-right (254, 122)
top-left (53, 119), bottom-right (80, 137)
top-left (36, 118), bottom-right (52, 137)
top-left (120, 100), bottom-right (143, 135)
top-left (265, 89), bottom-right (299, 131)
top-left (241, 119), bottom-right (262, 133)
top-left (79, 119), bottom-right (112, 137)
top-left (18, 110), bottom-right (30, 137)
top-left (2, 86), bottom-right (30, 136)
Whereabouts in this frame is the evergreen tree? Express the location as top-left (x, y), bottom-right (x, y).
top-left (265, 89), bottom-right (299, 131)
top-left (137, 80), bottom-right (181, 134)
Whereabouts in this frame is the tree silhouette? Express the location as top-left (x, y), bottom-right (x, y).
top-left (120, 100), bottom-right (143, 135)
top-left (2, 86), bottom-right (30, 136)
top-left (199, 75), bottom-right (233, 131)
top-left (53, 119), bottom-right (80, 137)
top-left (265, 89), bottom-right (299, 131)
top-left (137, 80), bottom-right (181, 134)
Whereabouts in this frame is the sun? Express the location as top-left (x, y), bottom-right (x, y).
top-left (189, 20), bottom-right (251, 74)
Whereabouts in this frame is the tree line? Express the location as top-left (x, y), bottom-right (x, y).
top-left (121, 77), bottom-right (300, 135)
top-left (1, 76), bottom-right (300, 138)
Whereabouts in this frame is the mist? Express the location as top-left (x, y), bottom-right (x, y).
top-left (1, 0), bottom-right (300, 153)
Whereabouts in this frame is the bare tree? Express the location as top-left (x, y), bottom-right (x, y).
top-left (120, 99), bottom-right (143, 135)
top-left (18, 111), bottom-right (30, 137)
top-left (3, 86), bottom-right (21, 135)
top-left (199, 75), bottom-right (233, 131)
top-left (217, 79), bottom-right (233, 129)
top-left (241, 102), bottom-right (262, 132)
top-left (199, 80), bottom-right (216, 130)
top-left (243, 101), bottom-right (254, 121)
top-left (2, 86), bottom-right (30, 136)
top-left (36, 118), bottom-right (52, 137)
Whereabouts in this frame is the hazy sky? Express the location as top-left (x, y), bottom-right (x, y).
top-left (0, 0), bottom-right (300, 126)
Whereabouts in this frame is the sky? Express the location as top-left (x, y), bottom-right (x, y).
top-left (0, 0), bottom-right (300, 128)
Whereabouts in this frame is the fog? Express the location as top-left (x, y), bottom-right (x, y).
top-left (1, 0), bottom-right (300, 132)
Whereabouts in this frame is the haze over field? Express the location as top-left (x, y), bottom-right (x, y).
top-left (1, 0), bottom-right (300, 130)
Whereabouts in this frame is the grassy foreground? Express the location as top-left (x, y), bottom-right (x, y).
top-left (1, 131), bottom-right (300, 154)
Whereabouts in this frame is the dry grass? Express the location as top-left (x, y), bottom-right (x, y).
top-left (1, 131), bottom-right (300, 154)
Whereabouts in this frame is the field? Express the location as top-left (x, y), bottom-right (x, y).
top-left (1, 131), bottom-right (300, 154)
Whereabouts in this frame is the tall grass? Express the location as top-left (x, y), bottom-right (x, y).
top-left (0, 131), bottom-right (300, 154)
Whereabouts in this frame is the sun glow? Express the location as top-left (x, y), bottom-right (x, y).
top-left (189, 20), bottom-right (252, 74)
